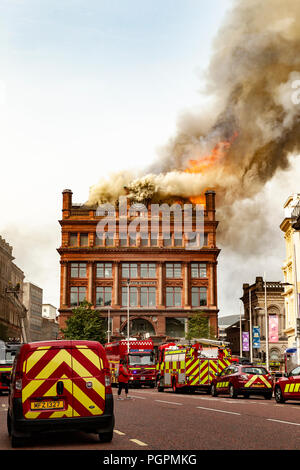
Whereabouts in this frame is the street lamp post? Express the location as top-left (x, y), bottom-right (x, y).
top-left (127, 279), bottom-right (130, 354)
top-left (264, 273), bottom-right (269, 371)
top-left (293, 243), bottom-right (300, 365)
top-left (107, 305), bottom-right (111, 343)
top-left (240, 303), bottom-right (243, 357)
top-left (249, 289), bottom-right (253, 362)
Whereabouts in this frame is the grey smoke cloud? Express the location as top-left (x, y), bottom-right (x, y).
top-left (87, 0), bottom-right (300, 313)
top-left (89, 0), bottom-right (300, 218)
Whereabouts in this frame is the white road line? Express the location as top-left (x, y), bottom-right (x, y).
top-left (130, 439), bottom-right (148, 447)
top-left (129, 395), bottom-right (146, 399)
top-left (267, 419), bottom-right (300, 427)
top-left (155, 400), bottom-right (183, 406)
top-left (196, 406), bottom-right (241, 416)
top-left (114, 430), bottom-right (126, 436)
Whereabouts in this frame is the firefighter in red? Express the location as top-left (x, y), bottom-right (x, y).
top-left (117, 360), bottom-right (131, 400)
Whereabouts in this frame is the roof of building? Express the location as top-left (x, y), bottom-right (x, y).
top-left (218, 315), bottom-right (241, 328)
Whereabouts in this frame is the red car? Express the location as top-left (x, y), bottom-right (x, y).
top-left (211, 364), bottom-right (273, 399)
top-left (274, 365), bottom-right (300, 403)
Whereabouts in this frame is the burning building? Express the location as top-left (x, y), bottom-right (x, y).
top-left (57, 188), bottom-right (220, 346)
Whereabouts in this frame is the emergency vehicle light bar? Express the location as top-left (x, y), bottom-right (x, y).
top-left (130, 349), bottom-right (152, 353)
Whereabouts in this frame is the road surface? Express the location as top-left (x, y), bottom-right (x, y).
top-left (0, 388), bottom-right (299, 450)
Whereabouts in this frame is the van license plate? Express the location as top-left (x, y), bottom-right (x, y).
top-left (31, 400), bottom-right (64, 410)
top-left (252, 384), bottom-right (264, 387)
top-left (141, 376), bottom-right (145, 380)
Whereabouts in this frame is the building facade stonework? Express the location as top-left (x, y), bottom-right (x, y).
top-left (57, 189), bottom-right (220, 346)
top-left (241, 277), bottom-right (287, 366)
top-left (0, 235), bottom-right (25, 340)
top-left (280, 193), bottom-right (300, 352)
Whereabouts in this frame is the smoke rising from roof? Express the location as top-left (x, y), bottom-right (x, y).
top-left (88, 0), bottom-right (300, 251)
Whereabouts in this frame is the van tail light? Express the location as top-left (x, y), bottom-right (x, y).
top-left (14, 371), bottom-right (23, 397)
top-left (104, 368), bottom-right (112, 394)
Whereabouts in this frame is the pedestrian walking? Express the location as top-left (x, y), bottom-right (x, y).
top-left (117, 359), bottom-right (131, 400)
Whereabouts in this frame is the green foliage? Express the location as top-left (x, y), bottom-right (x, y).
top-left (61, 300), bottom-right (107, 344)
top-left (186, 312), bottom-right (216, 340)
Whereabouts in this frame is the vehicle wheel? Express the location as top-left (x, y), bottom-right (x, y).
top-left (99, 431), bottom-right (113, 443)
top-left (156, 378), bottom-right (164, 392)
top-left (11, 433), bottom-right (24, 448)
top-left (229, 383), bottom-right (237, 398)
top-left (243, 392), bottom-right (250, 399)
top-left (275, 386), bottom-right (285, 404)
top-left (264, 392), bottom-right (273, 400)
top-left (211, 384), bottom-right (218, 397)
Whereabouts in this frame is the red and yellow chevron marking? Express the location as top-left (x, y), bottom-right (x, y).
top-left (199, 360), bottom-right (209, 385)
top-left (22, 346), bottom-right (105, 420)
top-left (218, 358), bottom-right (231, 372)
top-left (244, 375), bottom-right (272, 388)
top-left (186, 358), bottom-right (200, 385)
top-left (208, 360), bottom-right (219, 382)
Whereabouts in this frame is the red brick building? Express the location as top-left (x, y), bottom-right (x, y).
top-left (57, 189), bottom-right (220, 346)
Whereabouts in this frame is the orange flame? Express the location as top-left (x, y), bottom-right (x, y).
top-left (184, 132), bottom-right (238, 204)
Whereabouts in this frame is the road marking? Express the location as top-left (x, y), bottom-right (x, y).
top-left (155, 400), bottom-right (183, 406)
top-left (114, 430), bottom-right (126, 436)
top-left (196, 406), bottom-right (240, 416)
top-left (130, 439), bottom-right (148, 447)
top-left (267, 419), bottom-right (300, 427)
top-left (130, 395), bottom-right (146, 399)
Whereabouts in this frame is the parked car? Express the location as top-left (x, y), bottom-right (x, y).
top-left (274, 365), bottom-right (300, 403)
top-left (211, 364), bottom-right (273, 399)
top-left (7, 340), bottom-right (115, 447)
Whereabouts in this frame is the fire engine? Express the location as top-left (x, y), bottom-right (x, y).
top-left (0, 340), bottom-right (22, 394)
top-left (156, 338), bottom-right (232, 393)
top-left (105, 338), bottom-right (156, 388)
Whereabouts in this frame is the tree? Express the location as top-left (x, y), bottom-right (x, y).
top-left (186, 312), bottom-right (216, 341)
top-left (61, 300), bottom-right (107, 344)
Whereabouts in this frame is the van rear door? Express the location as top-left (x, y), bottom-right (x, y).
top-left (22, 344), bottom-right (73, 419)
top-left (71, 344), bottom-right (106, 417)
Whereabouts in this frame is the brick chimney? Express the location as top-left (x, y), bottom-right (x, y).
top-left (62, 189), bottom-right (73, 219)
top-left (205, 190), bottom-right (216, 220)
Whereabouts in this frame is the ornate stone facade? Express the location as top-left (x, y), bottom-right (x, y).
top-left (241, 277), bottom-right (287, 365)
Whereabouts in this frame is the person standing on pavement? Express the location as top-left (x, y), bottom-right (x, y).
top-left (117, 359), bottom-right (131, 400)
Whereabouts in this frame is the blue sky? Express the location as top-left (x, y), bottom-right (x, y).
top-left (0, 1), bottom-right (231, 197)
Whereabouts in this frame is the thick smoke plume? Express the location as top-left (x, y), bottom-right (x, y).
top-left (88, 0), bottom-right (300, 247)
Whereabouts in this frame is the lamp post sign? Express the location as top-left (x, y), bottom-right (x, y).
top-left (253, 326), bottom-right (261, 348)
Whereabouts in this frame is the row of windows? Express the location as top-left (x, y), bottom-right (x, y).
top-left (70, 286), bottom-right (207, 308)
top-left (70, 262), bottom-right (207, 279)
top-left (68, 232), bottom-right (209, 248)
